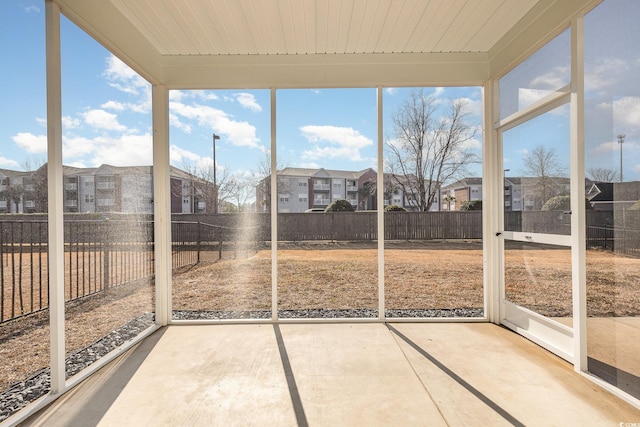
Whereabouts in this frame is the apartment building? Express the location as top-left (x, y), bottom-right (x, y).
top-left (0, 164), bottom-right (209, 214)
top-left (256, 167), bottom-right (440, 212)
top-left (443, 176), bottom-right (575, 211)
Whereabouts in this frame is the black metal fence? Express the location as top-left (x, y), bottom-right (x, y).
top-left (0, 219), bottom-right (157, 323)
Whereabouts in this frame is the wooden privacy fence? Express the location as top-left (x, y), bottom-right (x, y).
top-left (1, 210), bottom-right (639, 324)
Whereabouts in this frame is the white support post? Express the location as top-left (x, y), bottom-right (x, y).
top-left (271, 88), bottom-right (278, 321)
top-left (45, 0), bottom-right (66, 394)
top-left (152, 85), bottom-right (171, 326)
top-left (570, 14), bottom-right (587, 372)
top-left (482, 79), bottom-right (502, 324)
top-left (377, 87), bottom-right (385, 320)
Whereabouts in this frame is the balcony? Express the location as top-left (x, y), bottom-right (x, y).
top-left (65, 183), bottom-right (78, 190)
top-left (313, 198), bottom-right (330, 205)
top-left (313, 184), bottom-right (330, 191)
top-left (0, 201), bottom-right (6, 208)
top-left (64, 199), bottom-right (78, 207)
top-left (347, 185), bottom-right (358, 192)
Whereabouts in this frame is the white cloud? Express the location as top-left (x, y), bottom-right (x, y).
top-left (64, 160), bottom-right (87, 168)
top-left (454, 97), bottom-right (483, 118)
top-left (82, 109), bottom-right (127, 132)
top-left (613, 96), bottom-right (640, 131)
top-left (300, 125), bottom-right (372, 161)
top-left (0, 156), bottom-right (20, 168)
top-left (102, 55), bottom-right (151, 114)
top-left (385, 88), bottom-right (397, 95)
top-left (62, 116), bottom-right (81, 129)
top-left (25, 5), bottom-right (40, 13)
top-left (530, 66), bottom-right (570, 90)
top-left (459, 136), bottom-right (482, 152)
top-left (170, 145), bottom-right (202, 164)
top-left (234, 93), bottom-right (262, 112)
top-left (170, 90), bottom-right (218, 102)
top-left (101, 100), bottom-right (126, 111)
top-left (298, 162), bottom-right (320, 168)
top-left (589, 140), bottom-right (618, 157)
top-left (517, 88), bottom-right (554, 109)
top-left (12, 132), bottom-right (47, 153)
top-left (169, 113), bottom-right (192, 134)
top-left (103, 55), bottom-right (147, 95)
top-left (433, 87), bottom-right (445, 97)
top-left (63, 135), bottom-right (98, 159)
top-left (585, 58), bottom-right (629, 94)
top-left (170, 101), bottom-right (261, 149)
top-left (88, 133), bottom-right (153, 166)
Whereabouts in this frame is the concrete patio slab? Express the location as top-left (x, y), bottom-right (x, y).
top-left (20, 323), bottom-right (640, 427)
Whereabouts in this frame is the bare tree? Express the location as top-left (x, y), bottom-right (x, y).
top-left (385, 89), bottom-right (479, 211)
top-left (521, 145), bottom-right (567, 209)
top-left (180, 159), bottom-right (233, 214)
top-left (588, 167), bottom-right (619, 183)
top-left (224, 173), bottom-right (260, 212)
top-left (255, 152), bottom-right (288, 212)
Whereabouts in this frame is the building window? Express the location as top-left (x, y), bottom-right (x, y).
top-left (299, 197), bottom-right (307, 202)
top-left (298, 182), bottom-right (307, 187)
top-left (85, 194), bottom-right (94, 203)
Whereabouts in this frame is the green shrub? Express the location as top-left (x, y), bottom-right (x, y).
top-left (324, 199), bottom-right (355, 212)
top-left (541, 195), bottom-right (592, 211)
top-left (629, 200), bottom-right (640, 210)
top-left (384, 204), bottom-right (407, 212)
top-left (460, 200), bottom-right (482, 211)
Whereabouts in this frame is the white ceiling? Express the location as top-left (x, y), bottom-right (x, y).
top-left (108, 0), bottom-right (538, 56)
top-left (56, 0), bottom-right (595, 87)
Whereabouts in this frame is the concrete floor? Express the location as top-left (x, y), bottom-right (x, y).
top-left (22, 323), bottom-right (640, 426)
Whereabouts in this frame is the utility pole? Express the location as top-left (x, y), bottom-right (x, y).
top-left (213, 133), bottom-right (220, 213)
top-left (617, 134), bottom-right (625, 182)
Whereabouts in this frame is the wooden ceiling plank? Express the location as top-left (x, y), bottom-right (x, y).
top-left (315, 0), bottom-right (330, 54)
top-left (432, 0), bottom-right (491, 52)
top-left (409, 0), bottom-right (449, 53)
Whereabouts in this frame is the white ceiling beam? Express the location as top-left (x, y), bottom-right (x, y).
top-left (57, 0), bottom-right (163, 84)
top-left (488, 0), bottom-right (601, 79)
top-left (161, 52), bottom-right (488, 89)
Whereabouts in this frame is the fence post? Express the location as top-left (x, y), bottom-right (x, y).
top-left (197, 221), bottom-right (201, 263)
top-left (103, 219), bottom-right (110, 290)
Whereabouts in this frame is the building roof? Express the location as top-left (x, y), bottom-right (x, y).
top-left (588, 181), bottom-right (640, 203)
top-left (443, 177), bottom-right (483, 190)
top-left (278, 167), bottom-right (373, 180)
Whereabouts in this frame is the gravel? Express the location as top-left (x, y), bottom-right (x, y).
top-left (0, 313), bottom-right (154, 423)
top-left (2, 307), bottom-right (483, 422)
top-left (172, 308), bottom-right (484, 320)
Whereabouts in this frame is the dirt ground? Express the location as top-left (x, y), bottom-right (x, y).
top-left (1, 241), bottom-right (639, 392)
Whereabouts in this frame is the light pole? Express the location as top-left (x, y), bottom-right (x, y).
top-left (617, 134), bottom-right (625, 182)
top-left (212, 133), bottom-right (220, 213)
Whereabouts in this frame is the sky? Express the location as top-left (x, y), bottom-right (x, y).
top-left (1, 0), bottom-right (639, 191)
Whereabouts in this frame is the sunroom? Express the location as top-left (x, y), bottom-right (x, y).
top-left (1, 0), bottom-right (639, 424)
